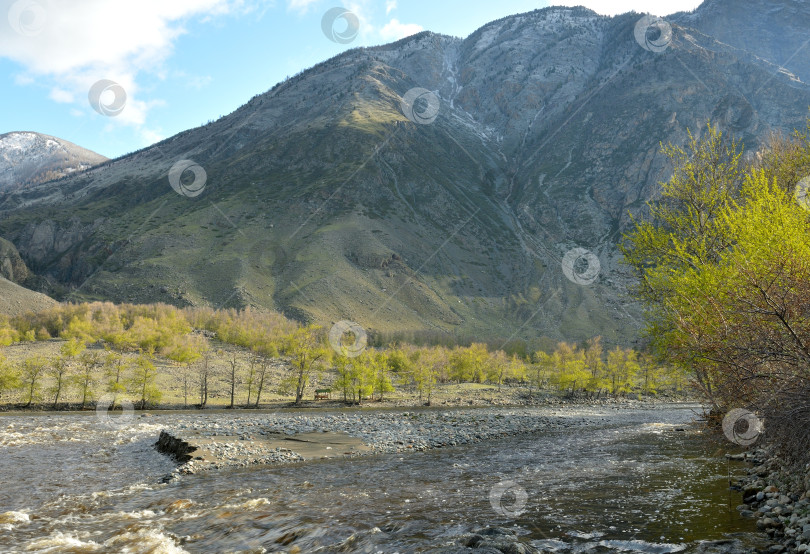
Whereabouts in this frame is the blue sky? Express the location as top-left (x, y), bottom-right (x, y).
top-left (0, 0), bottom-right (702, 159)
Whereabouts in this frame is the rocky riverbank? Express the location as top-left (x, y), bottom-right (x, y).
top-left (734, 448), bottom-right (810, 553)
top-left (155, 405), bottom-right (618, 479)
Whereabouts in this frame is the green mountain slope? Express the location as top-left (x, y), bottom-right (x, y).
top-left (1, 0), bottom-right (809, 345)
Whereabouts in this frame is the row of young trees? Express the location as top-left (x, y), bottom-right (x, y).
top-left (622, 120), bottom-right (810, 463)
top-left (325, 336), bottom-right (683, 406)
top-left (0, 302), bottom-right (682, 409)
top-left (0, 346), bottom-right (158, 409)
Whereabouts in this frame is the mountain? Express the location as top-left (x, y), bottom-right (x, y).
top-left (0, 0), bottom-right (808, 346)
top-left (0, 276), bottom-right (56, 317)
top-left (0, 236), bottom-right (31, 284)
top-left (0, 132), bottom-right (108, 193)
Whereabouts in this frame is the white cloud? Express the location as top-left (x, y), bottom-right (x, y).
top-left (49, 87), bottom-right (73, 103)
top-left (0, 0), bottom-right (252, 136)
top-left (174, 71), bottom-right (213, 91)
top-left (286, 0), bottom-right (319, 13)
top-left (552, 0), bottom-right (703, 17)
top-left (385, 0), bottom-right (396, 15)
top-left (139, 127), bottom-right (165, 145)
top-left (379, 18), bottom-right (422, 42)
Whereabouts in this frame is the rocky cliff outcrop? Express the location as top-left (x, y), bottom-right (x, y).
top-left (0, 237), bottom-right (30, 284)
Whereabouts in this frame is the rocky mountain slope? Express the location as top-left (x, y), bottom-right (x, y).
top-left (0, 276), bottom-right (56, 317)
top-left (0, 0), bottom-right (808, 345)
top-left (0, 132), bottom-right (107, 193)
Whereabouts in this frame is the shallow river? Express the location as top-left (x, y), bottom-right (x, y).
top-left (0, 404), bottom-right (763, 553)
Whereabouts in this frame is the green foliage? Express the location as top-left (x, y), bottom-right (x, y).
top-left (0, 354), bottom-right (21, 399)
top-left (0, 297), bottom-right (682, 408)
top-left (550, 342), bottom-right (589, 392)
top-left (279, 325), bottom-right (330, 404)
top-left (449, 343), bottom-right (488, 383)
top-left (606, 347), bottom-right (640, 395)
top-left (621, 124), bottom-right (745, 403)
top-left (48, 355), bottom-right (71, 408)
top-left (410, 346), bottom-right (443, 404)
top-left (75, 350), bottom-right (102, 408)
top-left (372, 352), bottom-right (395, 401)
top-left (103, 350), bottom-right (129, 406)
top-left (130, 352), bottom-right (161, 408)
top-left (61, 337), bottom-right (86, 358)
top-left (20, 356), bottom-right (47, 407)
top-left (333, 352), bottom-right (374, 404)
top-left (622, 119), bottom-right (810, 425)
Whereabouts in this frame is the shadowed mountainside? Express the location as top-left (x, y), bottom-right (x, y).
top-left (0, 0), bottom-right (808, 345)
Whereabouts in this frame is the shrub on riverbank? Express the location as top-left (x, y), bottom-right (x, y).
top-left (623, 120), bottom-right (810, 464)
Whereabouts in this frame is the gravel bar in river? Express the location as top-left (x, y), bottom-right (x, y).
top-left (154, 406), bottom-right (614, 477)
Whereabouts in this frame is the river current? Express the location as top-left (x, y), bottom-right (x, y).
top-left (0, 404), bottom-right (764, 553)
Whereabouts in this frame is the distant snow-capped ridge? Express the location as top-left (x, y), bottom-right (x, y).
top-left (0, 131), bottom-right (108, 192)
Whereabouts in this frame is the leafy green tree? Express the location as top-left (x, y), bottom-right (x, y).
top-left (225, 351), bottom-right (240, 409)
top-left (0, 354), bottom-right (21, 401)
top-left (130, 351), bottom-right (161, 409)
top-left (333, 354), bottom-right (355, 403)
top-left (529, 351), bottom-right (554, 393)
top-left (385, 348), bottom-right (412, 385)
top-left (584, 337), bottom-right (606, 394)
top-left (0, 325), bottom-right (19, 346)
top-left (63, 316), bottom-right (96, 344)
top-left (333, 352), bottom-right (374, 404)
top-left (197, 348), bottom-right (217, 409)
top-left (21, 356), bottom-right (47, 407)
top-left (638, 354), bottom-right (662, 394)
top-left (351, 352), bottom-right (375, 404)
top-left (49, 355), bottom-right (71, 409)
top-left (621, 124), bottom-right (744, 405)
top-left (606, 347), bottom-right (640, 395)
top-left (103, 350), bottom-right (130, 409)
top-left (485, 350), bottom-right (525, 390)
top-left (372, 352), bottom-right (395, 401)
top-left (76, 350), bottom-right (102, 408)
top-left (412, 347), bottom-right (445, 405)
top-left (163, 334), bottom-right (206, 407)
top-left (252, 339), bottom-right (278, 407)
top-left (244, 352), bottom-right (259, 407)
top-left (449, 343), bottom-right (488, 383)
top-left (551, 342), bottom-right (588, 393)
top-left (485, 350), bottom-right (508, 388)
top-left (279, 325), bottom-right (330, 404)
top-left (48, 339), bottom-right (85, 408)
top-left (507, 354), bottom-right (526, 385)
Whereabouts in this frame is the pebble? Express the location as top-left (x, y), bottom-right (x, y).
top-left (735, 445), bottom-right (810, 553)
top-left (158, 407), bottom-right (602, 474)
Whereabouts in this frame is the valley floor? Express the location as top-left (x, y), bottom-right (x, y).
top-left (0, 338), bottom-right (691, 412)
